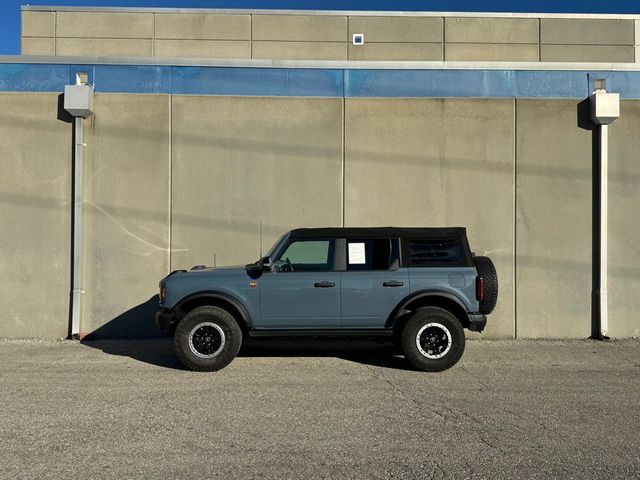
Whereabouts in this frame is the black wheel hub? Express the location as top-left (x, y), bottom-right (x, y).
top-left (419, 326), bottom-right (449, 357)
top-left (191, 325), bottom-right (222, 356)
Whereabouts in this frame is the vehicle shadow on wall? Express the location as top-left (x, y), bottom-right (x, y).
top-left (81, 297), bottom-right (410, 371)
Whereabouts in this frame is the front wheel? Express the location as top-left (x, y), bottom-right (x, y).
top-left (174, 306), bottom-right (242, 371)
top-left (401, 307), bottom-right (465, 372)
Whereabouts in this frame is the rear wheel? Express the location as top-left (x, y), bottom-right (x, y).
top-left (174, 306), bottom-right (242, 371)
top-left (401, 307), bottom-right (465, 372)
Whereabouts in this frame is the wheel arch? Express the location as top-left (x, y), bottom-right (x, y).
top-left (386, 291), bottom-right (470, 332)
top-left (175, 291), bottom-right (253, 333)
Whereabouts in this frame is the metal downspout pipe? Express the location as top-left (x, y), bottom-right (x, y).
top-left (598, 123), bottom-right (609, 339)
top-left (64, 76), bottom-right (93, 339)
top-left (590, 83), bottom-right (619, 339)
top-left (71, 117), bottom-right (85, 338)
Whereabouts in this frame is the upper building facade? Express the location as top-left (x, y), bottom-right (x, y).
top-left (21, 6), bottom-right (640, 63)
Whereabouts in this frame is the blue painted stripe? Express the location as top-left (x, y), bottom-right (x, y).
top-left (513, 71), bottom-right (589, 99)
top-left (0, 64), bottom-right (69, 92)
top-left (1, 63), bottom-right (640, 99)
top-left (170, 67), bottom-right (344, 97)
top-left (345, 69), bottom-right (595, 99)
top-left (95, 65), bottom-right (171, 94)
top-left (345, 69), bottom-right (518, 98)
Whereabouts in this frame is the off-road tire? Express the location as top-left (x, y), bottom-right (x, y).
top-left (174, 306), bottom-right (242, 372)
top-left (474, 255), bottom-right (498, 314)
top-left (401, 307), bottom-right (465, 372)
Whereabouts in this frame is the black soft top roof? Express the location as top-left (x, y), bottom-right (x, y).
top-left (289, 227), bottom-right (467, 240)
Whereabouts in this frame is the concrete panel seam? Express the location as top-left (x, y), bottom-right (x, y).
top-left (341, 96), bottom-right (345, 227)
top-left (55, 36), bottom-right (159, 40)
top-left (513, 98), bottom-right (518, 339)
top-left (344, 40), bottom-right (446, 44)
top-left (168, 94), bottom-right (172, 271)
top-left (538, 18), bottom-right (541, 62)
top-left (153, 38), bottom-right (253, 43)
top-left (248, 39), bottom-right (348, 43)
top-left (443, 41), bottom-right (539, 45)
top-left (152, 13), bottom-right (156, 57)
top-left (543, 42), bottom-right (639, 47)
top-left (441, 16), bottom-right (445, 59)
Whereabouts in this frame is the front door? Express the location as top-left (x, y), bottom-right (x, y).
top-left (259, 239), bottom-right (341, 328)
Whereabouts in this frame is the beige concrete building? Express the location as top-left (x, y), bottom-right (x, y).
top-left (21, 6), bottom-right (640, 63)
top-left (2, 6), bottom-right (639, 341)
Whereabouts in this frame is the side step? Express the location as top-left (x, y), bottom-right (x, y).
top-left (248, 329), bottom-right (394, 338)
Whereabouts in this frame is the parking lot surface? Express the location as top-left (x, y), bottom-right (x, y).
top-left (1, 338), bottom-right (639, 479)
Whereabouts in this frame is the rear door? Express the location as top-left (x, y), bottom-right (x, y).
top-left (340, 238), bottom-right (409, 328)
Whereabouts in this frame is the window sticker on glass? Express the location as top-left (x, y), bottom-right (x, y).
top-left (348, 242), bottom-right (366, 264)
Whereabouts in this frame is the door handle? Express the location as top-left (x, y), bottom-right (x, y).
top-left (383, 281), bottom-right (404, 287)
top-left (314, 281), bottom-right (336, 288)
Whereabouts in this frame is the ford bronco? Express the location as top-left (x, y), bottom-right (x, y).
top-left (156, 227), bottom-right (498, 372)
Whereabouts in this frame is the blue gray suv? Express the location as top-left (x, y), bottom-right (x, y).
top-left (156, 227), bottom-right (498, 372)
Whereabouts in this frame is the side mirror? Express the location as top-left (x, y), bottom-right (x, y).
top-left (245, 256), bottom-right (271, 273)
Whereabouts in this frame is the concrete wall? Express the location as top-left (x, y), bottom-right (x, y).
top-left (82, 94), bottom-right (171, 338)
top-left (21, 9), bottom-right (640, 63)
top-left (445, 17), bottom-right (539, 62)
top-left (608, 101), bottom-right (640, 338)
top-left (515, 100), bottom-right (593, 338)
top-left (344, 98), bottom-right (515, 338)
top-left (155, 13), bottom-right (251, 59)
top-left (540, 19), bottom-right (636, 62)
top-left (1, 89), bottom-right (639, 339)
top-left (0, 93), bottom-right (71, 338)
top-left (170, 96), bottom-right (343, 269)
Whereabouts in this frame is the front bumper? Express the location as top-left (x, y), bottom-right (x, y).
top-left (155, 309), bottom-right (176, 332)
top-left (468, 313), bottom-right (487, 332)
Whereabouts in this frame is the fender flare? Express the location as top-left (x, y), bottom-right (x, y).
top-left (385, 290), bottom-right (469, 329)
top-left (174, 291), bottom-right (254, 328)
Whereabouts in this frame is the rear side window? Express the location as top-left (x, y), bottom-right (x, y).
top-left (346, 238), bottom-right (396, 271)
top-left (402, 238), bottom-right (466, 267)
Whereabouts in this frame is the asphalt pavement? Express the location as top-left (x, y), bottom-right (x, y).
top-left (1, 338), bottom-right (639, 479)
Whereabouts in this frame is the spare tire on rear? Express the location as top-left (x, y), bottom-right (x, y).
top-left (474, 256), bottom-right (498, 314)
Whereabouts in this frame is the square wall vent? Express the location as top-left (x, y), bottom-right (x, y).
top-left (352, 34), bottom-right (364, 45)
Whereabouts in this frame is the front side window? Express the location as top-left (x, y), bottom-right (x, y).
top-left (272, 240), bottom-right (334, 272)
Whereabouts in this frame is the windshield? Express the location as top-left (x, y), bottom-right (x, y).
top-left (264, 233), bottom-right (288, 259)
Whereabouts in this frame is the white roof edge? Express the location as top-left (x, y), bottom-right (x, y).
top-left (19, 5), bottom-right (640, 20)
top-left (3, 55), bottom-right (640, 71)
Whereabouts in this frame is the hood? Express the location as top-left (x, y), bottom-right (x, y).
top-left (161, 264), bottom-right (249, 283)
top-left (187, 264), bottom-right (245, 273)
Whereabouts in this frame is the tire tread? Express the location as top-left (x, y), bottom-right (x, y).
top-left (474, 256), bottom-right (498, 314)
top-left (401, 306), bottom-right (465, 372)
top-left (174, 306), bottom-right (242, 372)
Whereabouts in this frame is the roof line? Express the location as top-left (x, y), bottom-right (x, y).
top-left (3, 55), bottom-right (640, 71)
top-left (19, 5), bottom-right (640, 19)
